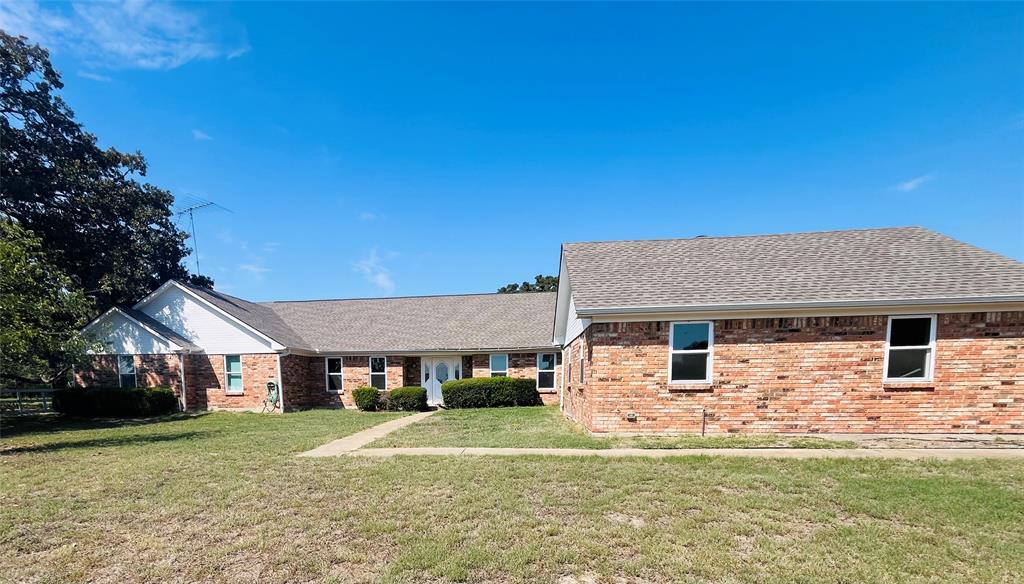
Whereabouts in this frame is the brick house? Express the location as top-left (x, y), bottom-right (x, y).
top-left (80, 226), bottom-right (1024, 434)
top-left (78, 283), bottom-right (561, 411)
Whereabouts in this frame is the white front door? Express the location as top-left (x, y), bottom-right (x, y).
top-left (421, 356), bottom-right (461, 406)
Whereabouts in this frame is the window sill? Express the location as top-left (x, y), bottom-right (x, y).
top-left (883, 382), bottom-right (935, 392)
top-left (225, 392), bottom-right (245, 396)
top-left (537, 389), bottom-right (556, 394)
top-left (668, 383), bottom-right (713, 393)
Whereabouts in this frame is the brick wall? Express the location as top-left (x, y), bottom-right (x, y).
top-left (74, 355), bottom-right (119, 387)
top-left (280, 354), bottom-right (346, 410)
top-left (75, 354), bottom-right (182, 396)
top-left (563, 312), bottom-right (1024, 434)
top-left (464, 352), bottom-right (561, 405)
top-left (403, 357), bottom-right (421, 387)
top-left (184, 353), bottom-right (279, 411)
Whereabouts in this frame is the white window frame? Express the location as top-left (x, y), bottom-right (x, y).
top-left (224, 355), bottom-right (244, 395)
top-left (117, 354), bottom-right (137, 388)
top-left (668, 321), bottom-right (714, 384)
top-left (883, 315), bottom-right (937, 382)
top-left (578, 347), bottom-right (585, 385)
top-left (369, 356), bottom-right (388, 391)
top-left (566, 347), bottom-right (573, 383)
top-left (489, 353), bottom-right (508, 377)
top-left (536, 353), bottom-right (556, 390)
top-left (325, 357), bottom-right (344, 393)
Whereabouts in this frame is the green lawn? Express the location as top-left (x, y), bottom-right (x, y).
top-left (3, 411), bottom-right (1023, 583)
top-left (370, 406), bottom-right (857, 449)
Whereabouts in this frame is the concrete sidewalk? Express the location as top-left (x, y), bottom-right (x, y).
top-left (349, 446), bottom-right (1024, 460)
top-left (297, 410), bottom-right (436, 457)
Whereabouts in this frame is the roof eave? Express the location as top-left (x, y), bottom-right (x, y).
top-left (575, 295), bottom-right (1024, 317)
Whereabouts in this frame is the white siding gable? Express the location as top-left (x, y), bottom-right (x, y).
top-left (552, 256), bottom-right (591, 346)
top-left (87, 311), bottom-right (178, 355)
top-left (565, 296), bottom-right (591, 345)
top-left (137, 286), bottom-right (278, 354)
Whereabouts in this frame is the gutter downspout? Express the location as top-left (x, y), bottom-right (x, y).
top-left (559, 346), bottom-right (566, 412)
top-left (178, 351), bottom-right (188, 411)
top-left (276, 351), bottom-right (287, 413)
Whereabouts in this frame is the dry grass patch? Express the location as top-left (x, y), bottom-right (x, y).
top-left (2, 410), bottom-right (1022, 583)
top-left (370, 406), bottom-right (856, 449)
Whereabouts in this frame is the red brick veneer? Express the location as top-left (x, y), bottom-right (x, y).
top-left (562, 312), bottom-right (1024, 434)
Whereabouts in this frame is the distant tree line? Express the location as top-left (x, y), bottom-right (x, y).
top-left (497, 275), bottom-right (558, 293)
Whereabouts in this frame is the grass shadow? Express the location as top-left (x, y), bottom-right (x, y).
top-left (0, 412), bottom-right (210, 439)
top-left (0, 430), bottom-right (213, 455)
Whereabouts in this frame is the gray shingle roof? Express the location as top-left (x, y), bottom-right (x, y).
top-left (262, 292), bottom-right (556, 352)
top-left (121, 308), bottom-right (200, 351)
top-left (179, 282), bottom-right (308, 348)
top-left (562, 227), bottom-right (1024, 312)
top-left (181, 282), bottom-right (556, 352)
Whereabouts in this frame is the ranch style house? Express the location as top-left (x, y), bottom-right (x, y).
top-left (78, 226), bottom-right (1024, 435)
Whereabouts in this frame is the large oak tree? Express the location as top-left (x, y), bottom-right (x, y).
top-left (0, 31), bottom-right (212, 312)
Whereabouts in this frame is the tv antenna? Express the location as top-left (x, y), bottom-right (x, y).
top-left (174, 196), bottom-right (232, 276)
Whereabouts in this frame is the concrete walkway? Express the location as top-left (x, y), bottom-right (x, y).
top-left (349, 446), bottom-right (1024, 460)
top-left (297, 410), bottom-right (436, 457)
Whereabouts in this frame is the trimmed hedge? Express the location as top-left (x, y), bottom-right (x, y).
top-left (53, 387), bottom-right (179, 417)
top-left (441, 377), bottom-right (542, 408)
top-left (352, 386), bottom-right (380, 411)
top-left (387, 386), bottom-right (428, 411)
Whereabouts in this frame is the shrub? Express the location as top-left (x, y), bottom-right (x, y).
top-left (387, 386), bottom-right (428, 411)
top-left (147, 388), bottom-right (179, 414)
top-left (53, 387), bottom-right (179, 417)
top-left (441, 377), bottom-right (541, 408)
top-left (352, 386), bottom-right (380, 411)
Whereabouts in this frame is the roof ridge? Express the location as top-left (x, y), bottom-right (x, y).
top-left (259, 291), bottom-right (556, 305)
top-left (562, 225), bottom-right (928, 247)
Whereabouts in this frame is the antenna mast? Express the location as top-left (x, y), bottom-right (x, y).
top-left (175, 199), bottom-right (232, 277)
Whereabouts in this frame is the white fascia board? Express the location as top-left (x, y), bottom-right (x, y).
top-left (303, 347), bottom-right (559, 356)
top-left (134, 280), bottom-right (286, 351)
top-left (83, 307), bottom-right (185, 351)
top-left (581, 297), bottom-right (1024, 319)
top-left (551, 250), bottom-right (571, 345)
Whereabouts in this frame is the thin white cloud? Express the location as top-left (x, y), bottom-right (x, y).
top-left (358, 212), bottom-right (377, 221)
top-left (238, 263), bottom-right (270, 279)
top-left (352, 248), bottom-right (395, 294)
top-left (192, 129), bottom-right (212, 141)
top-left (0, 0), bottom-right (248, 70)
top-left (893, 174), bottom-right (934, 192)
top-left (78, 70), bottom-right (111, 82)
top-left (262, 242), bottom-right (280, 253)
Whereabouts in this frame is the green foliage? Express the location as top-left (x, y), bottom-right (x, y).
top-left (352, 386), bottom-right (381, 411)
top-left (441, 377), bottom-right (542, 408)
top-left (496, 274), bottom-right (558, 293)
top-left (0, 220), bottom-right (98, 387)
top-left (0, 31), bottom-right (212, 314)
top-left (386, 387), bottom-right (429, 411)
top-left (52, 387), bottom-right (179, 417)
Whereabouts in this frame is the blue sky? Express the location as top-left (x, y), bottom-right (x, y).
top-left (3, 1), bottom-right (1022, 301)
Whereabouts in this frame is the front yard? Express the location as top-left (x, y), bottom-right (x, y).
top-left (2, 410), bottom-right (1023, 583)
top-left (370, 406), bottom-right (856, 449)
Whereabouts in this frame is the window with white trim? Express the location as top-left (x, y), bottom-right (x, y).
top-left (225, 355), bottom-right (243, 394)
top-left (490, 354), bottom-right (508, 377)
top-left (370, 357), bottom-right (387, 390)
top-left (117, 355), bottom-right (136, 388)
top-left (537, 353), bottom-right (556, 390)
top-left (566, 347), bottom-right (572, 383)
top-left (669, 322), bottom-right (713, 383)
top-left (326, 357), bottom-right (343, 392)
top-left (578, 347), bottom-right (585, 385)
top-left (885, 315), bottom-right (936, 381)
